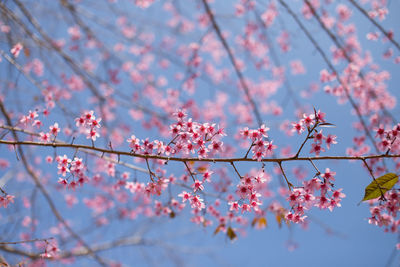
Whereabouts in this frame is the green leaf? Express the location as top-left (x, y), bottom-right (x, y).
top-left (226, 227), bottom-right (237, 241)
top-left (362, 173), bottom-right (398, 201)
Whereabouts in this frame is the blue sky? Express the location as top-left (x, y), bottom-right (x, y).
top-left (0, 0), bottom-right (400, 266)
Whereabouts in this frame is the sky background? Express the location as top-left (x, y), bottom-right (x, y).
top-left (1, 0), bottom-right (400, 266)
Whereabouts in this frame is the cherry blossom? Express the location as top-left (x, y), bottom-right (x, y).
top-left (0, 0), bottom-right (399, 264)
top-left (10, 42), bottom-right (23, 57)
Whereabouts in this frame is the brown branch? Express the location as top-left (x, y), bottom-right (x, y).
top-left (183, 161), bottom-right (196, 182)
top-left (244, 141), bottom-right (255, 159)
top-left (278, 162), bottom-right (293, 190)
top-left (0, 235), bottom-right (145, 260)
top-left (0, 238), bottom-right (53, 245)
top-left (294, 124), bottom-right (318, 158)
top-left (0, 125), bottom-right (149, 174)
top-left (308, 158), bottom-right (321, 176)
top-left (145, 158), bottom-right (155, 182)
top-left (230, 162), bottom-right (243, 179)
top-left (1, 139), bottom-right (398, 163)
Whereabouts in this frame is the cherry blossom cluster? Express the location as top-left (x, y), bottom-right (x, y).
top-left (134, 0), bottom-right (154, 9)
top-left (205, 198), bottom-right (248, 233)
top-left (83, 195), bottom-right (115, 218)
top-left (374, 123), bottom-right (400, 153)
top-left (368, 190), bottom-right (400, 238)
top-left (174, 168), bottom-right (219, 222)
top-left (347, 123), bottom-right (400, 159)
top-left (0, 193), bottom-right (15, 208)
top-left (239, 125), bottom-right (276, 161)
top-left (20, 110), bottom-right (42, 128)
top-left (10, 42), bottom-right (23, 58)
top-left (230, 173), bottom-right (268, 213)
top-left (174, 168), bottom-right (270, 232)
top-left (124, 177), bottom-right (183, 218)
top-left (178, 189), bottom-right (205, 210)
top-left (291, 111), bottom-right (325, 135)
top-left (55, 155), bottom-right (87, 190)
top-left (19, 108), bottom-right (58, 143)
top-left (75, 111), bottom-right (102, 141)
top-left (291, 111), bottom-right (337, 156)
top-left (285, 168), bottom-right (345, 223)
top-left (38, 123), bottom-right (60, 143)
top-left (39, 240), bottom-right (60, 259)
top-left (127, 110), bottom-right (225, 158)
top-left (346, 136), bottom-right (370, 157)
top-left (309, 131), bottom-right (337, 156)
top-left (178, 173), bottom-right (213, 217)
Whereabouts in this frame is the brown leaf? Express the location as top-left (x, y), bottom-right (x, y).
top-left (227, 227), bottom-right (237, 240)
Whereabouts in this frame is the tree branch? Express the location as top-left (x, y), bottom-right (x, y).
top-left (0, 139), bottom-right (398, 163)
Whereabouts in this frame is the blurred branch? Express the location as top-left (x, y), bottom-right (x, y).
top-left (278, 0), bottom-right (381, 155)
top-left (201, 0), bottom-right (263, 127)
top-left (0, 237), bottom-right (53, 245)
top-left (348, 0), bottom-right (400, 52)
top-left (0, 101), bottom-right (109, 267)
top-left (302, 0), bottom-right (397, 125)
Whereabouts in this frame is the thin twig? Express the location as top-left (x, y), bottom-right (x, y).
top-left (278, 162), bottom-right (293, 190)
top-left (145, 159), bottom-right (155, 182)
top-left (0, 237), bottom-right (53, 245)
top-left (183, 161), bottom-right (196, 182)
top-left (230, 162), bottom-right (243, 179)
top-left (294, 124), bottom-right (318, 158)
top-left (308, 158), bottom-right (321, 176)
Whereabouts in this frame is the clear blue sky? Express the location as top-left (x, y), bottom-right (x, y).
top-left (0, 0), bottom-right (399, 266)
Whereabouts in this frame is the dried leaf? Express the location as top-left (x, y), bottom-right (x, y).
top-left (214, 224), bottom-right (224, 235)
top-left (23, 47), bottom-right (30, 57)
top-left (197, 166), bottom-right (207, 173)
top-left (276, 214), bottom-right (282, 228)
top-left (227, 227), bottom-right (237, 240)
top-left (257, 217), bottom-right (267, 229)
top-left (251, 218), bottom-right (258, 227)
